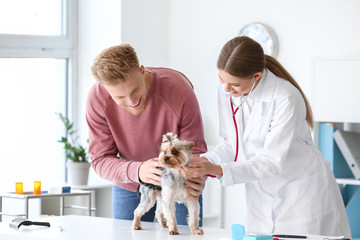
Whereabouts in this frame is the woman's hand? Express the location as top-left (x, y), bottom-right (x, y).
top-left (180, 156), bottom-right (209, 178)
top-left (180, 155), bottom-right (223, 179)
top-left (185, 176), bottom-right (206, 201)
top-left (138, 158), bottom-right (164, 186)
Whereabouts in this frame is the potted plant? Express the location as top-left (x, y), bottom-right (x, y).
top-left (57, 113), bottom-right (91, 186)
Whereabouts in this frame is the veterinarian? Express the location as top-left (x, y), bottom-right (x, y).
top-left (180, 36), bottom-right (351, 238)
top-left (86, 44), bottom-right (207, 225)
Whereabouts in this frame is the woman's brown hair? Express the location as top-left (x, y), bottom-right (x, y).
top-left (217, 36), bottom-right (314, 129)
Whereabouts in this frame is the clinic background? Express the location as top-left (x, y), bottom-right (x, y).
top-left (74, 0), bottom-right (360, 229)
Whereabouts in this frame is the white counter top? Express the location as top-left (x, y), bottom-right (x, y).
top-left (0, 215), bottom-right (349, 240)
top-left (0, 215), bottom-right (232, 240)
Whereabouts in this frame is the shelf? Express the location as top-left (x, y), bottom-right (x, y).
top-left (0, 190), bottom-right (93, 221)
top-left (336, 178), bottom-right (360, 186)
top-left (0, 190), bottom-right (91, 199)
top-left (318, 123), bottom-right (360, 238)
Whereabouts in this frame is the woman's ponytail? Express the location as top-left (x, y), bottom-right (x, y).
top-left (265, 55), bottom-right (314, 129)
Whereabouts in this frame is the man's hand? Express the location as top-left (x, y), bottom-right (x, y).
top-left (185, 176), bottom-right (206, 201)
top-left (138, 158), bottom-right (163, 186)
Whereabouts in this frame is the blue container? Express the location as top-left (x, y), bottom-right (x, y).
top-left (232, 224), bottom-right (245, 240)
top-left (244, 234), bottom-right (273, 240)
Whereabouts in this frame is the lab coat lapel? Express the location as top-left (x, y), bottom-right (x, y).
top-left (243, 103), bottom-right (263, 142)
top-left (243, 69), bottom-right (276, 142)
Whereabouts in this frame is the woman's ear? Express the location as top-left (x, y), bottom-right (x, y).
top-left (254, 71), bottom-right (263, 81)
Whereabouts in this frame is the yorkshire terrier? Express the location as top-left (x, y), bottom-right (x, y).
top-left (132, 132), bottom-right (203, 235)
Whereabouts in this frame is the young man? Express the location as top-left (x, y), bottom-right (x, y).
top-left (86, 44), bottom-right (207, 225)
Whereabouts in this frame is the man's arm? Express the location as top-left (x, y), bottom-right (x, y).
top-left (176, 76), bottom-right (208, 199)
top-left (85, 85), bottom-right (144, 185)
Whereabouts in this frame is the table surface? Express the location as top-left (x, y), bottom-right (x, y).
top-left (0, 215), bottom-right (349, 240)
top-left (0, 215), bottom-right (233, 240)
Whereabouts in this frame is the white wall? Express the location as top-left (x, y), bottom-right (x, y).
top-left (121, 0), bottom-right (169, 67)
top-left (77, 0), bottom-right (360, 229)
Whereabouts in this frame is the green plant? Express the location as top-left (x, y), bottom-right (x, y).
top-left (57, 112), bottom-right (88, 162)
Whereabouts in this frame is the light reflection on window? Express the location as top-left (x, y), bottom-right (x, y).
top-left (0, 0), bottom-right (63, 36)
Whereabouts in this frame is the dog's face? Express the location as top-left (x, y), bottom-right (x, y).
top-left (159, 133), bottom-right (195, 169)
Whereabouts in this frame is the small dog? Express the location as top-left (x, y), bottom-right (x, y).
top-left (132, 132), bottom-right (203, 235)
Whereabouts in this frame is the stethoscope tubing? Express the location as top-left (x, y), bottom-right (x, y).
top-left (205, 99), bottom-right (239, 178)
top-left (229, 77), bottom-right (258, 162)
top-left (230, 98), bottom-right (239, 162)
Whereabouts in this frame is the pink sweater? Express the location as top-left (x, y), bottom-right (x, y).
top-left (86, 67), bottom-right (207, 192)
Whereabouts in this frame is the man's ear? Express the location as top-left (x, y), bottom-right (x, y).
top-left (140, 65), bottom-right (145, 74)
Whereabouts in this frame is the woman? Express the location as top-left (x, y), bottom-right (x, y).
top-left (181, 36), bottom-right (351, 238)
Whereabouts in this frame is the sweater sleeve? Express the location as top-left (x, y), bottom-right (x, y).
top-left (177, 80), bottom-right (207, 156)
top-left (85, 86), bottom-right (141, 185)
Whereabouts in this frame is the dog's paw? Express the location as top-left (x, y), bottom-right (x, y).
top-left (191, 228), bottom-right (204, 235)
top-left (132, 223), bottom-right (142, 230)
top-left (160, 222), bottom-right (168, 228)
top-left (169, 229), bottom-right (179, 235)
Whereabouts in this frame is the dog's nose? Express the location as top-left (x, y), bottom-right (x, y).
top-left (164, 156), bottom-right (169, 163)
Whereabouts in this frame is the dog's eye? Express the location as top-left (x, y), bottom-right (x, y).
top-left (172, 150), bottom-right (179, 155)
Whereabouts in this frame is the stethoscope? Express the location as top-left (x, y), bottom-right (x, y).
top-left (229, 78), bottom-right (258, 162)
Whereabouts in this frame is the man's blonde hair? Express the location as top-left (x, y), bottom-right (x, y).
top-left (91, 44), bottom-right (140, 85)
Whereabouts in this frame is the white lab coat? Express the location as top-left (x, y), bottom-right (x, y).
top-left (203, 69), bottom-right (351, 238)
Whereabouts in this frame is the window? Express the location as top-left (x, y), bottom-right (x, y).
top-left (0, 0), bottom-right (75, 191)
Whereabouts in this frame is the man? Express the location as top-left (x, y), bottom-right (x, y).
top-left (86, 44), bottom-right (207, 225)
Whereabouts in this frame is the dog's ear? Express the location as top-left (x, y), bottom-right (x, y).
top-left (185, 141), bottom-right (196, 151)
top-left (162, 132), bottom-right (177, 143)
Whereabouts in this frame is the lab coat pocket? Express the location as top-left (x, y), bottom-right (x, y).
top-left (286, 172), bottom-right (330, 221)
top-left (245, 124), bottom-right (268, 148)
top-left (277, 171), bottom-right (347, 236)
top-left (244, 131), bottom-right (267, 158)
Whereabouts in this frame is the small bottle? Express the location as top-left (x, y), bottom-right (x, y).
top-left (34, 181), bottom-right (41, 195)
top-left (15, 182), bottom-right (24, 194)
